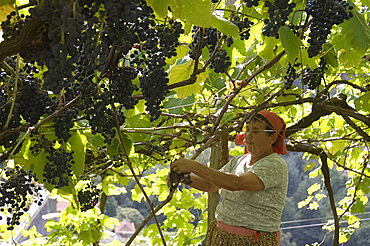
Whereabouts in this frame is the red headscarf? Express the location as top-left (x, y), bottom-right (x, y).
top-left (235, 110), bottom-right (287, 155)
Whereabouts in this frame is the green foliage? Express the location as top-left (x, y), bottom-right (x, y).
top-left (0, 0), bottom-right (369, 245)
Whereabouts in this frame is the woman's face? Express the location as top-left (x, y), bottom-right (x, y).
top-left (244, 120), bottom-right (276, 158)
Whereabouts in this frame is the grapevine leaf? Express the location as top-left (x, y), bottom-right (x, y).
top-left (323, 43), bottom-right (338, 68)
top-left (106, 134), bottom-right (133, 159)
top-left (101, 216), bottom-right (120, 230)
top-left (338, 48), bottom-right (365, 67)
top-left (211, 14), bottom-right (239, 38)
top-left (307, 183), bottom-right (321, 195)
top-left (169, 60), bottom-right (208, 99)
top-left (145, 0), bottom-right (171, 17)
top-left (326, 140), bottom-right (347, 155)
top-left (166, 44), bottom-right (190, 65)
top-left (170, 0), bottom-right (212, 27)
top-left (0, 3), bottom-right (14, 20)
top-left (360, 0), bottom-right (370, 6)
top-left (354, 91), bottom-right (370, 112)
top-left (341, 9), bottom-right (370, 54)
top-left (333, 10), bottom-right (370, 67)
top-left (258, 36), bottom-right (280, 60)
top-left (163, 95), bottom-right (195, 114)
top-left (68, 131), bottom-right (86, 177)
top-left (279, 26), bottom-right (302, 64)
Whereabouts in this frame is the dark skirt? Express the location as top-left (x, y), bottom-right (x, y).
top-left (204, 220), bottom-right (279, 246)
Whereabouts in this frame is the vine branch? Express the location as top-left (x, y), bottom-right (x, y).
top-left (111, 103), bottom-right (167, 246)
top-left (287, 143), bottom-right (340, 246)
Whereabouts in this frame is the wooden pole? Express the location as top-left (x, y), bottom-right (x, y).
top-left (208, 131), bottom-right (229, 224)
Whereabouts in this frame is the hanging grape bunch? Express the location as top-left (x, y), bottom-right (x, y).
top-left (232, 15), bottom-right (254, 41)
top-left (77, 181), bottom-right (100, 212)
top-left (302, 57), bottom-right (327, 89)
top-left (262, 0), bottom-right (296, 39)
top-left (0, 166), bottom-right (43, 230)
top-left (43, 147), bottom-right (75, 188)
top-left (284, 62), bottom-right (300, 89)
top-left (169, 170), bottom-right (192, 192)
top-left (305, 0), bottom-right (353, 57)
top-left (243, 0), bottom-right (259, 8)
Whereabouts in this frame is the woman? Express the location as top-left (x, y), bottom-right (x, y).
top-left (170, 110), bottom-right (288, 246)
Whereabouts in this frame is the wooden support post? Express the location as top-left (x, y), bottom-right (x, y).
top-left (208, 131), bottom-right (229, 224)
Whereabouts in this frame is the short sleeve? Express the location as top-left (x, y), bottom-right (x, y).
top-left (251, 160), bottom-right (286, 189)
top-left (219, 155), bottom-right (243, 173)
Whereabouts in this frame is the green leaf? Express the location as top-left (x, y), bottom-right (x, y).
top-left (170, 0), bottom-right (212, 28)
top-left (163, 95), bottom-right (195, 114)
top-left (341, 9), bottom-right (370, 54)
top-left (326, 140), bottom-right (347, 155)
top-left (102, 216), bottom-right (119, 230)
top-left (279, 26), bottom-right (302, 64)
top-left (169, 60), bottom-right (208, 99)
top-left (323, 43), bottom-right (338, 68)
top-left (258, 36), bottom-right (280, 60)
top-left (145, 0), bottom-right (171, 17)
top-left (333, 10), bottom-right (370, 67)
top-left (166, 44), bottom-right (190, 65)
top-left (304, 162), bottom-right (316, 172)
top-left (106, 137), bottom-right (120, 158)
top-left (68, 131), bottom-right (86, 177)
top-left (210, 14), bottom-right (239, 38)
top-left (354, 91), bottom-right (370, 112)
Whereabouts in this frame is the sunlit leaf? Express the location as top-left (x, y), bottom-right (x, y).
top-left (211, 14), bottom-right (239, 38)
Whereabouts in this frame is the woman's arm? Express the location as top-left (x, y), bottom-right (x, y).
top-left (188, 174), bottom-right (220, 192)
top-left (171, 158), bottom-right (264, 192)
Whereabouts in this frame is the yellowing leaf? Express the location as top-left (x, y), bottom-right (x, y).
top-left (166, 44), bottom-right (190, 65)
top-left (298, 195), bottom-right (313, 208)
top-left (0, 3), bottom-right (14, 24)
top-left (169, 60), bottom-right (208, 98)
top-left (307, 183), bottom-right (321, 195)
top-left (308, 201), bottom-right (319, 210)
top-left (326, 140), bottom-right (347, 155)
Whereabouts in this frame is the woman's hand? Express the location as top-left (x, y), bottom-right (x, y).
top-left (170, 157), bottom-right (197, 173)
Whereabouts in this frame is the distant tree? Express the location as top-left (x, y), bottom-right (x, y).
top-left (116, 207), bottom-right (145, 229)
top-left (104, 196), bottom-right (118, 218)
top-left (280, 231), bottom-right (297, 246)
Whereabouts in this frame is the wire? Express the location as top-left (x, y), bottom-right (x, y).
top-left (281, 217), bottom-right (370, 230)
top-left (281, 212), bottom-right (370, 225)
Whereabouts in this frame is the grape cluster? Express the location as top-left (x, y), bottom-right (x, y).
top-left (262, 0), bottom-right (296, 39)
top-left (210, 50), bottom-right (232, 73)
top-left (84, 92), bottom-right (124, 144)
top-left (29, 133), bottom-right (54, 155)
top-left (243, 0), bottom-right (259, 8)
top-left (157, 20), bottom-right (185, 58)
top-left (109, 68), bottom-right (138, 109)
top-left (191, 26), bottom-right (220, 56)
top-left (284, 62), bottom-right (300, 89)
top-left (18, 74), bottom-right (56, 125)
top-left (53, 108), bottom-right (78, 142)
top-left (43, 147), bottom-right (75, 188)
top-left (169, 171), bottom-right (192, 192)
top-left (0, 166), bottom-right (42, 231)
top-left (305, 0), bottom-right (353, 57)
top-left (77, 181), bottom-right (100, 212)
top-left (302, 58), bottom-right (327, 89)
top-left (0, 11), bottom-right (26, 42)
top-left (29, 1), bottom-right (84, 93)
top-left (232, 16), bottom-right (254, 40)
top-left (0, 68), bottom-right (22, 148)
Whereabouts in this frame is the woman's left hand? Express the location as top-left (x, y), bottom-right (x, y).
top-left (170, 157), bottom-right (197, 173)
